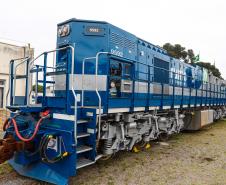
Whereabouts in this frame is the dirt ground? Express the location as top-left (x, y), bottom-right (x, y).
top-left (1, 120), bottom-right (226, 185)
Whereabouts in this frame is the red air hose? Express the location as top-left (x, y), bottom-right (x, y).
top-left (3, 118), bottom-right (11, 131)
top-left (3, 116), bottom-right (47, 142)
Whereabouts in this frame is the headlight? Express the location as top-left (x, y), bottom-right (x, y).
top-left (58, 28), bottom-right (63, 36)
top-left (110, 81), bottom-right (116, 88)
top-left (58, 24), bottom-right (70, 37)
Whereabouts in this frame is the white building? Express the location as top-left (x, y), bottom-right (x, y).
top-left (0, 41), bottom-right (34, 108)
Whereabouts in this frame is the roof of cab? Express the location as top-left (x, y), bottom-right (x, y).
top-left (57, 18), bottom-right (108, 26)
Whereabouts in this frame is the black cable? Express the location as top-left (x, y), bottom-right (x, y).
top-left (40, 135), bottom-right (69, 163)
top-left (25, 134), bottom-right (49, 157)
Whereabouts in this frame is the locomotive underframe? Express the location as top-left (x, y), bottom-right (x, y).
top-left (99, 106), bottom-right (226, 156)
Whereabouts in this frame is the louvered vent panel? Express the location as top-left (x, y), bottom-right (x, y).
top-left (110, 32), bottom-right (124, 47)
top-left (110, 32), bottom-right (135, 51)
top-left (124, 38), bottom-right (136, 51)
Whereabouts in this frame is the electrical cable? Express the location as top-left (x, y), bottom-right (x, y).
top-left (2, 114), bottom-right (19, 131)
top-left (3, 113), bottom-right (69, 162)
top-left (3, 115), bottom-right (50, 142)
top-left (40, 135), bottom-right (69, 163)
top-left (25, 134), bottom-right (49, 157)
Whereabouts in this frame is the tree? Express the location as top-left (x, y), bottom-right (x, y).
top-left (163, 43), bottom-right (187, 61)
top-left (196, 62), bottom-right (222, 79)
top-left (162, 43), bottom-right (222, 79)
top-left (32, 84), bottom-right (43, 93)
top-left (187, 49), bottom-right (195, 63)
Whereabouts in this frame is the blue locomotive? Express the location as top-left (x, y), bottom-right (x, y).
top-left (0, 18), bottom-right (226, 185)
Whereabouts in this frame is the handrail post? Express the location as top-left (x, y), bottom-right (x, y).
top-left (24, 58), bottom-right (30, 105)
top-left (95, 52), bottom-right (109, 140)
top-left (68, 45), bottom-right (77, 146)
top-left (42, 53), bottom-right (48, 106)
top-left (35, 65), bottom-right (39, 104)
top-left (10, 60), bottom-right (14, 106)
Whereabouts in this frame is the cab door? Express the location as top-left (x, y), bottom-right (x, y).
top-left (108, 59), bottom-right (133, 109)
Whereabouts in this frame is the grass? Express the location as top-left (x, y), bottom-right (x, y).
top-left (0, 162), bottom-right (13, 175)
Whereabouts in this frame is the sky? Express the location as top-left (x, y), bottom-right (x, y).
top-left (0, 0), bottom-right (225, 77)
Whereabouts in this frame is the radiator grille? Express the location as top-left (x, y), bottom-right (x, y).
top-left (110, 32), bottom-right (136, 51)
top-left (110, 32), bottom-right (124, 46)
top-left (124, 38), bottom-right (136, 51)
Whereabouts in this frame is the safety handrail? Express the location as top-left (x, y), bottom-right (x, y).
top-left (13, 57), bottom-right (30, 104)
top-left (6, 56), bottom-right (30, 107)
top-left (28, 65), bottom-right (57, 103)
top-left (27, 46), bottom-right (73, 105)
top-left (34, 65), bottom-right (39, 103)
top-left (95, 52), bottom-right (109, 140)
top-left (68, 45), bottom-right (77, 146)
top-left (81, 52), bottom-right (109, 140)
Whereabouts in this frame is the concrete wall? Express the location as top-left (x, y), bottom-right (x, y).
top-left (0, 42), bottom-right (34, 108)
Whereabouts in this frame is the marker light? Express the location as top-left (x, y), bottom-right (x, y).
top-left (58, 24), bottom-right (70, 37)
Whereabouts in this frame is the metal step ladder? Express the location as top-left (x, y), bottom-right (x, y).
top-left (77, 157), bottom-right (96, 169)
top-left (75, 107), bottom-right (97, 170)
